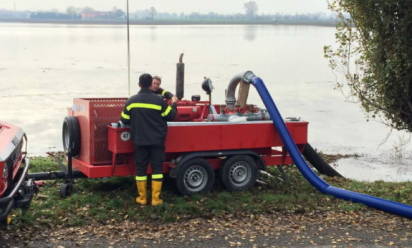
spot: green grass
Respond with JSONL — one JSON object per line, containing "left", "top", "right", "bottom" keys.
{"left": 8, "top": 155, "right": 412, "bottom": 228}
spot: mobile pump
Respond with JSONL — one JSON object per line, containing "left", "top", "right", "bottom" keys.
{"left": 32, "top": 71, "right": 310, "bottom": 196}
{"left": 2, "top": 67, "right": 412, "bottom": 222}
{"left": 33, "top": 68, "right": 412, "bottom": 218}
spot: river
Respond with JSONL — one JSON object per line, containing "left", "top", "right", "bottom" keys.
{"left": 1, "top": 23, "right": 411, "bottom": 182}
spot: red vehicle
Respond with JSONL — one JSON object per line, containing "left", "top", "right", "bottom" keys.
{"left": 0, "top": 121, "right": 36, "bottom": 224}
{"left": 58, "top": 72, "right": 309, "bottom": 196}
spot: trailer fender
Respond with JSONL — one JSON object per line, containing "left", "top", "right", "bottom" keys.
{"left": 169, "top": 150, "right": 264, "bottom": 178}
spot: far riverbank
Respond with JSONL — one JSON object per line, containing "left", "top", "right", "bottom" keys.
{"left": 0, "top": 18, "right": 337, "bottom": 26}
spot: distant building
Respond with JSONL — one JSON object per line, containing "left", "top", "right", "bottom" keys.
{"left": 30, "top": 11, "right": 80, "bottom": 20}
{"left": 80, "top": 10, "right": 106, "bottom": 20}
{"left": 80, "top": 8, "right": 125, "bottom": 20}
{"left": 0, "top": 9, "right": 30, "bottom": 19}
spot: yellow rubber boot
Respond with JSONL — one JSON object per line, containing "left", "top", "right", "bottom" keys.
{"left": 6, "top": 215, "right": 12, "bottom": 225}
{"left": 135, "top": 181, "right": 147, "bottom": 205}
{"left": 151, "top": 181, "right": 163, "bottom": 206}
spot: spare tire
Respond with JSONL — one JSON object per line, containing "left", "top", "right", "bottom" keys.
{"left": 62, "top": 116, "right": 80, "bottom": 157}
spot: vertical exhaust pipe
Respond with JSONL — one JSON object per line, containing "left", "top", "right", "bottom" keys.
{"left": 176, "top": 53, "right": 185, "bottom": 100}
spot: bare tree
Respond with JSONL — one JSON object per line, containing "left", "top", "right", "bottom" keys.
{"left": 244, "top": 1, "right": 258, "bottom": 18}
{"left": 66, "top": 6, "right": 76, "bottom": 15}
{"left": 149, "top": 6, "right": 157, "bottom": 20}
{"left": 66, "top": 6, "right": 81, "bottom": 19}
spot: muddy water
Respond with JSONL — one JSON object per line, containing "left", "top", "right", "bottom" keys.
{"left": 1, "top": 23, "right": 411, "bottom": 182}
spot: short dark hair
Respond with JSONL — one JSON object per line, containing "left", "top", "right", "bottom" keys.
{"left": 153, "top": 76, "right": 162, "bottom": 82}
{"left": 139, "top": 73, "right": 153, "bottom": 88}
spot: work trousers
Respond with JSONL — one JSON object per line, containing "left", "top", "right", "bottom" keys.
{"left": 134, "top": 145, "right": 165, "bottom": 181}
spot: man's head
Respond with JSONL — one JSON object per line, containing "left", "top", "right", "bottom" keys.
{"left": 139, "top": 73, "right": 153, "bottom": 89}
{"left": 150, "top": 76, "right": 162, "bottom": 91}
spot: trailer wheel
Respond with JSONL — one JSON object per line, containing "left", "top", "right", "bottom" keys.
{"left": 176, "top": 158, "right": 215, "bottom": 195}
{"left": 220, "top": 155, "right": 257, "bottom": 192}
{"left": 62, "top": 116, "right": 80, "bottom": 157}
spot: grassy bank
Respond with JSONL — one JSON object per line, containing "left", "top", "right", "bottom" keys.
{"left": 8, "top": 155, "right": 412, "bottom": 229}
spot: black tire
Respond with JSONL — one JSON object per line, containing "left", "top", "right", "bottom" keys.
{"left": 220, "top": 155, "right": 257, "bottom": 192}
{"left": 176, "top": 158, "right": 215, "bottom": 195}
{"left": 5, "top": 162, "right": 13, "bottom": 194}
{"left": 62, "top": 116, "right": 80, "bottom": 157}
{"left": 59, "top": 183, "right": 73, "bottom": 198}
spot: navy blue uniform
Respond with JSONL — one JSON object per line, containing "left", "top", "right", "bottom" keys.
{"left": 120, "top": 88, "right": 176, "bottom": 180}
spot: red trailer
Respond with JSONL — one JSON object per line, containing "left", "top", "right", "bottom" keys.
{"left": 60, "top": 89, "right": 308, "bottom": 195}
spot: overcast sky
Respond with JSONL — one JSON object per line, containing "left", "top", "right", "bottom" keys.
{"left": 0, "top": 0, "right": 331, "bottom": 14}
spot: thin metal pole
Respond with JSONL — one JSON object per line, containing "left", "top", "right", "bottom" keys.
{"left": 126, "top": 0, "right": 131, "bottom": 95}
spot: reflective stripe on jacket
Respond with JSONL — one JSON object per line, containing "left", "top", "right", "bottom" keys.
{"left": 154, "top": 87, "right": 173, "bottom": 100}
{"left": 120, "top": 88, "right": 177, "bottom": 146}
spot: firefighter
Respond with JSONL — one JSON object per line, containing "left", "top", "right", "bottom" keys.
{"left": 120, "top": 73, "right": 177, "bottom": 206}
{"left": 151, "top": 75, "right": 174, "bottom": 100}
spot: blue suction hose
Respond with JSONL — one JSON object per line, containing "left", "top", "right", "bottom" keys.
{"left": 242, "top": 71, "right": 412, "bottom": 218}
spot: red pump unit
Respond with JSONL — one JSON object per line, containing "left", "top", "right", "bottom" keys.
{"left": 59, "top": 62, "right": 309, "bottom": 195}
{"left": 62, "top": 90, "right": 308, "bottom": 195}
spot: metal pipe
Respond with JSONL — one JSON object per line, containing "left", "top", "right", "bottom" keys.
{"left": 225, "top": 74, "right": 243, "bottom": 110}
{"left": 225, "top": 71, "right": 255, "bottom": 110}
{"left": 207, "top": 111, "right": 269, "bottom": 122}
{"left": 126, "top": 0, "right": 131, "bottom": 96}
{"left": 28, "top": 170, "right": 85, "bottom": 181}
{"left": 176, "top": 53, "right": 185, "bottom": 100}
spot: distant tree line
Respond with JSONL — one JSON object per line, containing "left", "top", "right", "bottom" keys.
{"left": 0, "top": 1, "right": 337, "bottom": 25}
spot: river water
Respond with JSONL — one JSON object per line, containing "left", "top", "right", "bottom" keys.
{"left": 1, "top": 23, "right": 411, "bottom": 182}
